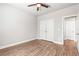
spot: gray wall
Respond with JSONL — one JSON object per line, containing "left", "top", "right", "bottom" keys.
{"left": 0, "top": 4, "right": 37, "bottom": 47}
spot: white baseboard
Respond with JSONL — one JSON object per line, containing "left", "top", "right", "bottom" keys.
{"left": 0, "top": 39, "right": 63, "bottom": 49}
{"left": 0, "top": 39, "right": 36, "bottom": 49}
{"left": 37, "top": 39, "right": 63, "bottom": 44}
{"left": 53, "top": 41, "right": 63, "bottom": 45}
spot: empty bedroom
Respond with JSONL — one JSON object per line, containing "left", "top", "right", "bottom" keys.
{"left": 0, "top": 3, "right": 79, "bottom": 56}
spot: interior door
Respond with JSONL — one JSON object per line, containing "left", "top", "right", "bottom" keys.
{"left": 40, "top": 19, "right": 54, "bottom": 41}
{"left": 64, "top": 16, "right": 76, "bottom": 40}
{"left": 40, "top": 20, "right": 47, "bottom": 39}
{"left": 46, "top": 20, "right": 54, "bottom": 41}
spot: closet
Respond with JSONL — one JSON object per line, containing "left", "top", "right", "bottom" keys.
{"left": 40, "top": 19, "right": 54, "bottom": 41}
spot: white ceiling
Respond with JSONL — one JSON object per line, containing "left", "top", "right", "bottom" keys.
{"left": 9, "top": 3, "right": 78, "bottom": 16}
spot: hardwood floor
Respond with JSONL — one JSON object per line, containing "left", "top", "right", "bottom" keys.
{"left": 0, "top": 39, "right": 78, "bottom": 56}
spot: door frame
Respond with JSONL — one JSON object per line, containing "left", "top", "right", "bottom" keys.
{"left": 62, "top": 14, "right": 77, "bottom": 42}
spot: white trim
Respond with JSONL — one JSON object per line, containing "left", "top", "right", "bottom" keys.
{"left": 40, "top": 39, "right": 63, "bottom": 44}
{"left": 0, "top": 39, "right": 36, "bottom": 49}
{"left": 0, "top": 39, "right": 63, "bottom": 49}
{"left": 53, "top": 41, "right": 63, "bottom": 45}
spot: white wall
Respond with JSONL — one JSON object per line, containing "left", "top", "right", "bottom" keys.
{"left": 0, "top": 4, "right": 37, "bottom": 47}
{"left": 38, "top": 4, "right": 79, "bottom": 44}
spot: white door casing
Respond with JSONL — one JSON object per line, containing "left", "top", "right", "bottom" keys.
{"left": 64, "top": 16, "right": 76, "bottom": 40}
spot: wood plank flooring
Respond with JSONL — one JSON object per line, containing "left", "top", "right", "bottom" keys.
{"left": 0, "top": 39, "right": 78, "bottom": 56}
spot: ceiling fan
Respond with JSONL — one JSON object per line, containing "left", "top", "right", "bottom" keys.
{"left": 28, "top": 3, "right": 50, "bottom": 11}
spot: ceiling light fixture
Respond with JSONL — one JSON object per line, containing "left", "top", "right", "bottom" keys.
{"left": 28, "top": 3, "right": 50, "bottom": 11}
{"left": 37, "top": 4, "right": 41, "bottom": 7}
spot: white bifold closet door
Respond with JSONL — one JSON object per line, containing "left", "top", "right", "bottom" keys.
{"left": 64, "top": 16, "right": 76, "bottom": 40}
{"left": 40, "top": 19, "right": 54, "bottom": 41}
